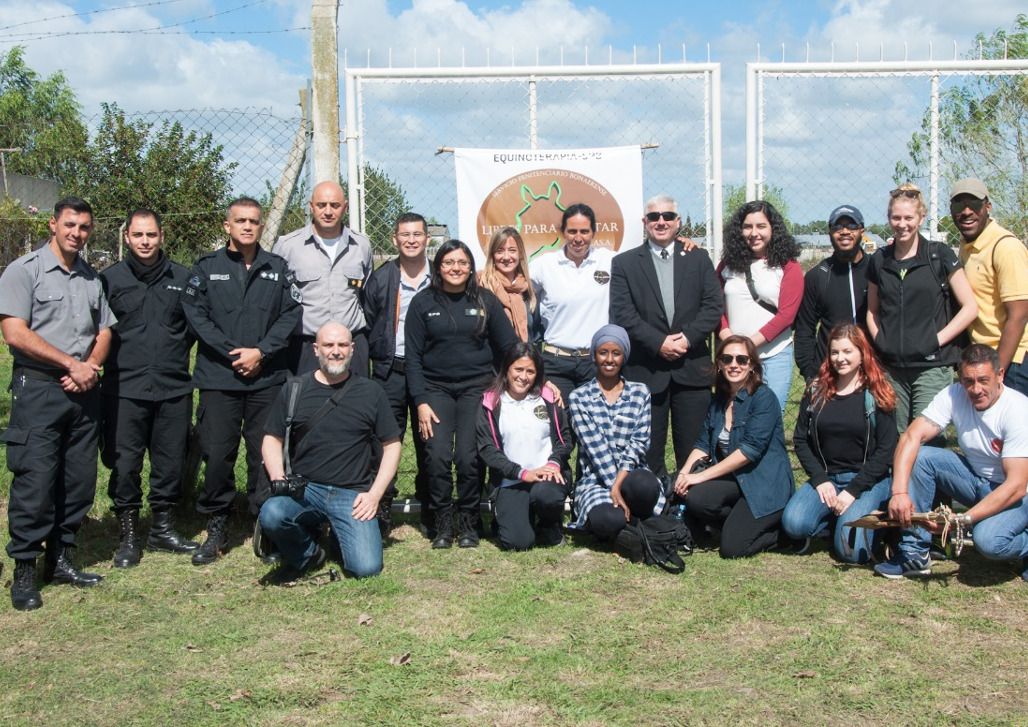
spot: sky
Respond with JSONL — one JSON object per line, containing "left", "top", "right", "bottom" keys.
{"left": 0, "top": 0, "right": 1024, "bottom": 228}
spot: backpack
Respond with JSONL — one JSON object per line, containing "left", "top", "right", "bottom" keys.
{"left": 924, "top": 240, "right": 969, "bottom": 349}
{"left": 615, "top": 515, "right": 694, "bottom": 574}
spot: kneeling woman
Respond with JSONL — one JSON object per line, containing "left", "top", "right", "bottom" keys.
{"left": 569, "top": 324, "right": 663, "bottom": 540}
{"left": 674, "top": 335, "right": 793, "bottom": 558}
{"left": 781, "top": 324, "right": 897, "bottom": 563}
{"left": 477, "top": 343, "right": 572, "bottom": 550}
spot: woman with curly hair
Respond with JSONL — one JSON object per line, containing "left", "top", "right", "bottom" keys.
{"left": 781, "top": 324, "right": 898, "bottom": 563}
{"left": 718, "top": 200, "right": 803, "bottom": 412}
{"left": 478, "top": 227, "right": 537, "bottom": 341}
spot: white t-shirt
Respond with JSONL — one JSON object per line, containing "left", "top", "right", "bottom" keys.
{"left": 721, "top": 259, "right": 792, "bottom": 359}
{"left": 315, "top": 234, "right": 342, "bottom": 260}
{"left": 921, "top": 383, "right": 1028, "bottom": 483}
{"left": 498, "top": 392, "right": 553, "bottom": 486}
{"left": 530, "top": 246, "right": 613, "bottom": 349}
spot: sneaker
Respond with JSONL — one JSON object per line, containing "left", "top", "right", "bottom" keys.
{"left": 265, "top": 545, "right": 327, "bottom": 586}
{"left": 873, "top": 553, "right": 932, "bottom": 579}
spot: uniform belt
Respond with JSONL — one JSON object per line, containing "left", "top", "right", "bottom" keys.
{"left": 541, "top": 342, "right": 592, "bottom": 358}
{"left": 13, "top": 366, "right": 63, "bottom": 382}
{"left": 391, "top": 357, "right": 406, "bottom": 374}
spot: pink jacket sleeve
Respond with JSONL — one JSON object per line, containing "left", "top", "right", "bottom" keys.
{"left": 758, "top": 260, "right": 803, "bottom": 342}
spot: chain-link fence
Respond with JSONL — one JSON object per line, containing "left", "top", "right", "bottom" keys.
{"left": 345, "top": 64, "right": 723, "bottom": 256}
{"left": 746, "top": 60, "right": 1028, "bottom": 241}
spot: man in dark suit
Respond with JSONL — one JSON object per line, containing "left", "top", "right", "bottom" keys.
{"left": 610, "top": 194, "right": 723, "bottom": 476}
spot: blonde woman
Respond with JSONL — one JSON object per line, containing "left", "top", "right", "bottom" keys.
{"left": 478, "top": 227, "right": 537, "bottom": 342}
{"left": 866, "top": 183, "right": 977, "bottom": 431}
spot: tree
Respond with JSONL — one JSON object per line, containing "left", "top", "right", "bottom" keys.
{"left": 74, "top": 103, "right": 237, "bottom": 263}
{"left": 722, "top": 183, "right": 791, "bottom": 227}
{"left": 351, "top": 164, "right": 412, "bottom": 255}
{"left": 0, "top": 47, "right": 89, "bottom": 187}
{"left": 896, "top": 13, "right": 1028, "bottom": 242}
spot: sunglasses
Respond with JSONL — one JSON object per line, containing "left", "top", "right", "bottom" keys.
{"left": 889, "top": 188, "right": 921, "bottom": 199}
{"left": 645, "top": 211, "right": 679, "bottom": 222}
{"left": 830, "top": 222, "right": 862, "bottom": 232}
{"left": 718, "top": 354, "right": 751, "bottom": 366}
{"left": 950, "top": 198, "right": 986, "bottom": 213}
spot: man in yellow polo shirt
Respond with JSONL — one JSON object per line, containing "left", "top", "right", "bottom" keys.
{"left": 950, "top": 178, "right": 1028, "bottom": 396}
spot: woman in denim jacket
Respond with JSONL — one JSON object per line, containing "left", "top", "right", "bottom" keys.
{"left": 673, "top": 335, "right": 793, "bottom": 557}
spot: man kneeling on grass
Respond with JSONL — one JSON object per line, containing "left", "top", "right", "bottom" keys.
{"left": 258, "top": 322, "right": 401, "bottom": 582}
{"left": 876, "top": 344, "right": 1028, "bottom": 580}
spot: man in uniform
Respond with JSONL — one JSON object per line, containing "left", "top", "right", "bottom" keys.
{"left": 794, "top": 205, "right": 871, "bottom": 382}
{"left": 273, "top": 181, "right": 373, "bottom": 375}
{"left": 182, "top": 197, "right": 301, "bottom": 565}
{"left": 949, "top": 178, "right": 1028, "bottom": 397}
{"left": 258, "top": 322, "right": 401, "bottom": 581}
{"left": 363, "top": 212, "right": 432, "bottom": 535}
{"left": 100, "top": 209, "right": 198, "bottom": 568}
{"left": 0, "top": 196, "right": 116, "bottom": 611}
{"left": 610, "top": 194, "right": 723, "bottom": 476}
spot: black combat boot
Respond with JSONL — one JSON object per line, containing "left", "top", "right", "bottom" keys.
{"left": 191, "top": 513, "right": 229, "bottom": 566}
{"left": 148, "top": 510, "right": 199, "bottom": 553}
{"left": 377, "top": 495, "right": 393, "bottom": 539}
{"left": 44, "top": 547, "right": 104, "bottom": 587}
{"left": 431, "top": 507, "right": 454, "bottom": 549}
{"left": 457, "top": 511, "right": 479, "bottom": 549}
{"left": 11, "top": 559, "right": 42, "bottom": 611}
{"left": 113, "top": 509, "right": 143, "bottom": 568}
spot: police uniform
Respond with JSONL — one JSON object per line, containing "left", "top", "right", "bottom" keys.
{"left": 182, "top": 245, "right": 301, "bottom": 518}
{"left": 100, "top": 253, "right": 194, "bottom": 516}
{"left": 272, "top": 224, "right": 372, "bottom": 375}
{"left": 0, "top": 242, "right": 116, "bottom": 563}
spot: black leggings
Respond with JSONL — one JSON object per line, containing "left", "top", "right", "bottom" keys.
{"left": 494, "top": 481, "right": 567, "bottom": 551}
{"left": 684, "top": 478, "right": 782, "bottom": 558}
{"left": 585, "top": 470, "right": 662, "bottom": 541}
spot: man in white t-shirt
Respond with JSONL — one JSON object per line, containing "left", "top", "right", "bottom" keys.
{"left": 875, "top": 344, "right": 1028, "bottom": 580}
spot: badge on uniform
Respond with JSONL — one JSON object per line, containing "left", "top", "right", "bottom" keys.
{"left": 464, "top": 308, "right": 484, "bottom": 317}
{"left": 210, "top": 273, "right": 230, "bottom": 281}
{"left": 533, "top": 404, "right": 548, "bottom": 421}
{"left": 166, "top": 285, "right": 183, "bottom": 292}
{"left": 593, "top": 271, "right": 611, "bottom": 285}
{"left": 259, "top": 271, "right": 280, "bottom": 281}
{"left": 348, "top": 279, "right": 364, "bottom": 289}
{"left": 290, "top": 284, "right": 302, "bottom": 303}
{"left": 185, "top": 274, "right": 201, "bottom": 296}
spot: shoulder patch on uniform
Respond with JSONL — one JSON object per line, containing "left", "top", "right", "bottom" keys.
{"left": 285, "top": 270, "right": 296, "bottom": 284}
{"left": 259, "top": 271, "right": 280, "bottom": 281}
{"left": 290, "top": 284, "right": 302, "bottom": 303}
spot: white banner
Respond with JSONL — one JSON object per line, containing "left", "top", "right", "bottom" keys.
{"left": 454, "top": 146, "right": 644, "bottom": 264}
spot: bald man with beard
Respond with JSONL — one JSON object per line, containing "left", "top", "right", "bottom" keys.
{"left": 274, "top": 182, "right": 374, "bottom": 375}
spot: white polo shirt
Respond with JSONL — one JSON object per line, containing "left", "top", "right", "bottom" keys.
{"left": 529, "top": 245, "right": 614, "bottom": 349}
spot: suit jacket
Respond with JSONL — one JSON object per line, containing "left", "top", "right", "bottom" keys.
{"left": 610, "top": 241, "right": 723, "bottom": 392}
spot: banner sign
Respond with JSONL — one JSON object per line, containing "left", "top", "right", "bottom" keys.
{"left": 454, "top": 146, "right": 644, "bottom": 264}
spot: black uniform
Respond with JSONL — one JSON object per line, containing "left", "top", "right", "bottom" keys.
{"left": 100, "top": 252, "right": 194, "bottom": 513}
{"left": 182, "top": 245, "right": 301, "bottom": 516}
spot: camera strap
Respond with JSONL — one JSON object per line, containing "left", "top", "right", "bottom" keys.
{"left": 282, "top": 377, "right": 306, "bottom": 476}
{"left": 289, "top": 375, "right": 354, "bottom": 459}
{"left": 744, "top": 266, "right": 778, "bottom": 315}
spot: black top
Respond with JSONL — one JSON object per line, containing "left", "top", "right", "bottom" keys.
{"left": 100, "top": 254, "right": 194, "bottom": 400}
{"left": 793, "top": 253, "right": 870, "bottom": 381}
{"left": 364, "top": 257, "right": 401, "bottom": 379}
{"left": 265, "top": 373, "right": 400, "bottom": 491}
{"left": 182, "top": 246, "right": 301, "bottom": 391}
{"left": 866, "top": 236, "right": 963, "bottom": 368}
{"left": 404, "top": 287, "right": 518, "bottom": 406}
{"left": 792, "top": 386, "right": 898, "bottom": 498}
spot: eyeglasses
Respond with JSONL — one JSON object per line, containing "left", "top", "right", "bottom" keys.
{"left": 890, "top": 188, "right": 921, "bottom": 199}
{"left": 830, "top": 223, "right": 862, "bottom": 232}
{"left": 440, "top": 259, "right": 471, "bottom": 269}
{"left": 949, "top": 198, "right": 986, "bottom": 213}
{"left": 718, "top": 354, "right": 751, "bottom": 366}
{"left": 645, "top": 211, "right": 679, "bottom": 222}
{"left": 396, "top": 232, "right": 427, "bottom": 241}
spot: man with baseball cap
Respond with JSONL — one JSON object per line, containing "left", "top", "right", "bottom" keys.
{"left": 950, "top": 178, "right": 1028, "bottom": 396}
{"left": 794, "top": 204, "right": 871, "bottom": 381}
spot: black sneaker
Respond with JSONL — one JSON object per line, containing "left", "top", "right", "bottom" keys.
{"left": 265, "top": 545, "right": 327, "bottom": 586}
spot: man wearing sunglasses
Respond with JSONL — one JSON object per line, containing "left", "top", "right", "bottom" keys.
{"left": 610, "top": 194, "right": 723, "bottom": 477}
{"left": 950, "top": 178, "right": 1028, "bottom": 397}
{"left": 794, "top": 205, "right": 870, "bottom": 382}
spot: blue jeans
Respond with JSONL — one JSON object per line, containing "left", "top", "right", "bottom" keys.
{"left": 761, "top": 344, "right": 794, "bottom": 414}
{"left": 1005, "top": 357, "right": 1028, "bottom": 398}
{"left": 900, "top": 446, "right": 1028, "bottom": 562}
{"left": 781, "top": 472, "right": 891, "bottom": 564}
{"left": 259, "top": 482, "right": 383, "bottom": 578}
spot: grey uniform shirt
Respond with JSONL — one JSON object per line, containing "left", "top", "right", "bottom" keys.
{"left": 0, "top": 242, "right": 117, "bottom": 369}
{"left": 272, "top": 224, "right": 373, "bottom": 336}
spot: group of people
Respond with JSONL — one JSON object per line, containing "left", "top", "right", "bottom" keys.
{"left": 2, "top": 177, "right": 1027, "bottom": 612}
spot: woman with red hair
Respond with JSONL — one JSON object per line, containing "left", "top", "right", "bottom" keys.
{"left": 782, "top": 324, "right": 898, "bottom": 563}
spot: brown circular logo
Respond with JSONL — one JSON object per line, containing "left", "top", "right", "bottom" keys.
{"left": 475, "top": 169, "right": 625, "bottom": 261}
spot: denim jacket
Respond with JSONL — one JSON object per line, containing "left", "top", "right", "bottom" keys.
{"left": 696, "top": 383, "right": 793, "bottom": 518}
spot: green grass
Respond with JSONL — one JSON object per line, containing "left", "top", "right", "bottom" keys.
{"left": 1, "top": 350, "right": 1027, "bottom": 726}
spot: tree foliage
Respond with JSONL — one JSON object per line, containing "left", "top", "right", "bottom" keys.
{"left": 722, "top": 183, "right": 791, "bottom": 227}
{"left": 355, "top": 164, "right": 412, "bottom": 255}
{"left": 896, "top": 13, "right": 1028, "bottom": 242}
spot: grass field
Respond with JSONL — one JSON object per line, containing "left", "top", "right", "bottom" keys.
{"left": 1, "top": 348, "right": 1027, "bottom": 726}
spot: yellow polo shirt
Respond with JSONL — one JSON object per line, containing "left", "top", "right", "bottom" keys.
{"left": 958, "top": 220, "right": 1028, "bottom": 364}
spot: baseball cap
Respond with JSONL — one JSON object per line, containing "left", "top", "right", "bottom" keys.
{"left": 828, "top": 205, "right": 864, "bottom": 227}
{"left": 949, "top": 178, "right": 989, "bottom": 200}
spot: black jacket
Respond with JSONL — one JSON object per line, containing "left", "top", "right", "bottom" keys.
{"left": 793, "top": 386, "right": 898, "bottom": 498}
{"left": 182, "top": 246, "right": 301, "bottom": 391}
{"left": 364, "top": 258, "right": 401, "bottom": 379}
{"left": 100, "top": 256, "right": 194, "bottom": 400}
{"left": 609, "top": 241, "right": 722, "bottom": 392}
{"left": 866, "top": 236, "right": 963, "bottom": 369}
{"left": 793, "top": 253, "right": 870, "bottom": 380}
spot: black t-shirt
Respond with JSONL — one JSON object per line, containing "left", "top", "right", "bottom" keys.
{"left": 265, "top": 373, "right": 401, "bottom": 491}
{"left": 814, "top": 390, "right": 868, "bottom": 474}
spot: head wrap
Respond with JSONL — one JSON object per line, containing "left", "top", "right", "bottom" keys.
{"left": 590, "top": 323, "right": 631, "bottom": 360}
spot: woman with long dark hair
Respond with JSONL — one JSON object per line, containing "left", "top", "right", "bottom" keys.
{"left": 718, "top": 201, "right": 803, "bottom": 412}
{"left": 478, "top": 227, "right": 537, "bottom": 342}
{"left": 405, "top": 240, "right": 518, "bottom": 549}
{"left": 781, "top": 324, "right": 898, "bottom": 563}
{"left": 673, "top": 335, "right": 794, "bottom": 558}
{"left": 477, "top": 342, "right": 572, "bottom": 550}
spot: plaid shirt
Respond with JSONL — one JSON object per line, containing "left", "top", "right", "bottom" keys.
{"left": 568, "top": 378, "right": 652, "bottom": 527}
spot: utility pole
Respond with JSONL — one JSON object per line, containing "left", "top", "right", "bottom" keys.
{"left": 310, "top": 0, "right": 341, "bottom": 184}
{"left": 0, "top": 148, "right": 22, "bottom": 197}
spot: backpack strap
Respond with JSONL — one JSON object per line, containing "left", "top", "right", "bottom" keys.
{"left": 744, "top": 266, "right": 779, "bottom": 315}
{"left": 282, "top": 377, "right": 307, "bottom": 476}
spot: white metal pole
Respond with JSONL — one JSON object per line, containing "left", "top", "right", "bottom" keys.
{"left": 745, "top": 63, "right": 757, "bottom": 202}
{"left": 344, "top": 70, "right": 361, "bottom": 233}
{"left": 756, "top": 70, "right": 765, "bottom": 200}
{"left": 710, "top": 64, "right": 724, "bottom": 261}
{"left": 528, "top": 77, "right": 538, "bottom": 149}
{"left": 929, "top": 72, "right": 941, "bottom": 240}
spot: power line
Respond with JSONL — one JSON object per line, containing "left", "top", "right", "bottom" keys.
{"left": 0, "top": 27, "right": 310, "bottom": 42}
{"left": 0, "top": 0, "right": 192, "bottom": 32}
